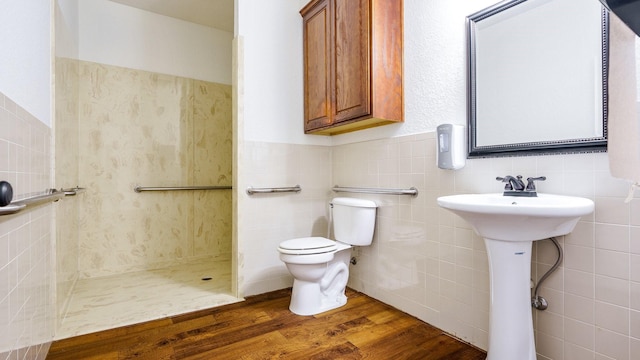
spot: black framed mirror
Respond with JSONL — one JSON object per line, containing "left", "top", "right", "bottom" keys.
{"left": 467, "top": 0, "right": 609, "bottom": 158}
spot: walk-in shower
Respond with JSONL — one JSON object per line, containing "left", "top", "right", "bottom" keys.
{"left": 54, "top": 0, "right": 238, "bottom": 338}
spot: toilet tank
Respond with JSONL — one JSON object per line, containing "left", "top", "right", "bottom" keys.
{"left": 331, "top": 197, "right": 377, "bottom": 246}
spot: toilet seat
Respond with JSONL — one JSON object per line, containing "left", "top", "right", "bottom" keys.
{"left": 278, "top": 237, "right": 337, "bottom": 255}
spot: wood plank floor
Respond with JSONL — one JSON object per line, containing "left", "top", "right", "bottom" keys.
{"left": 47, "top": 288, "right": 486, "bottom": 360}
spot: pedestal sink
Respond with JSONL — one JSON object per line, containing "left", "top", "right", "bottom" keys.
{"left": 437, "top": 193, "right": 594, "bottom": 360}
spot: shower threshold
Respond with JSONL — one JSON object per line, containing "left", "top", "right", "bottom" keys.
{"left": 55, "top": 259, "right": 241, "bottom": 340}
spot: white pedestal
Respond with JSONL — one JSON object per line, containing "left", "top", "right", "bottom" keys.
{"left": 484, "top": 238, "right": 536, "bottom": 360}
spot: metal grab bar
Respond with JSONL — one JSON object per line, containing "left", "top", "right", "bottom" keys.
{"left": 0, "top": 187, "right": 85, "bottom": 216}
{"left": 332, "top": 185, "right": 419, "bottom": 197}
{"left": 61, "top": 186, "right": 86, "bottom": 196}
{"left": 246, "top": 185, "right": 301, "bottom": 195}
{"left": 134, "top": 185, "right": 232, "bottom": 193}
{"left": 0, "top": 203, "right": 26, "bottom": 215}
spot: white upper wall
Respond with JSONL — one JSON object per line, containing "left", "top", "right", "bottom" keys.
{"left": 77, "top": 0, "right": 232, "bottom": 84}
{"left": 0, "top": 0, "right": 52, "bottom": 125}
{"left": 238, "top": 0, "right": 497, "bottom": 146}
{"left": 333, "top": 0, "right": 497, "bottom": 145}
{"left": 56, "top": 0, "right": 80, "bottom": 59}
{"left": 237, "top": 0, "right": 327, "bottom": 145}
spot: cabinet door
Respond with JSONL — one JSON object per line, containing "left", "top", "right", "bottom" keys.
{"left": 302, "top": 0, "right": 332, "bottom": 131}
{"left": 333, "top": 0, "right": 371, "bottom": 123}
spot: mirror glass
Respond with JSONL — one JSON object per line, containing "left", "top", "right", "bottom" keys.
{"left": 467, "top": 0, "right": 609, "bottom": 157}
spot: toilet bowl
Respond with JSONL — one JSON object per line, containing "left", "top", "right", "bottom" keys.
{"left": 278, "top": 197, "right": 377, "bottom": 316}
{"left": 279, "top": 237, "right": 352, "bottom": 315}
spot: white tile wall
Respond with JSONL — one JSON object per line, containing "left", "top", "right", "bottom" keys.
{"left": 332, "top": 132, "right": 640, "bottom": 360}
{"left": 238, "top": 141, "right": 332, "bottom": 297}
{"left": 0, "top": 91, "right": 53, "bottom": 360}
{"left": 0, "top": 100, "right": 607, "bottom": 359}
{"left": 237, "top": 131, "right": 640, "bottom": 360}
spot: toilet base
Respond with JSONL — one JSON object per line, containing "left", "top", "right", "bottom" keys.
{"left": 289, "top": 279, "right": 347, "bottom": 316}
{"left": 282, "top": 244, "right": 353, "bottom": 316}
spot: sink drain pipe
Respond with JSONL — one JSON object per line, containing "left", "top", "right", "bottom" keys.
{"left": 531, "top": 237, "right": 563, "bottom": 311}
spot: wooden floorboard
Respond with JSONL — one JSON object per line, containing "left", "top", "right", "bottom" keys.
{"left": 47, "top": 288, "right": 486, "bottom": 360}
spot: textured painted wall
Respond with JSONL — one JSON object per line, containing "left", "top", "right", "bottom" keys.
{"left": 78, "top": 0, "right": 232, "bottom": 85}
{"left": 73, "top": 61, "right": 232, "bottom": 278}
{"left": 237, "top": 0, "right": 498, "bottom": 146}
{"left": 0, "top": 1, "right": 52, "bottom": 124}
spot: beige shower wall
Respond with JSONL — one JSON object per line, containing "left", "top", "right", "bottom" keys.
{"left": 74, "top": 60, "right": 232, "bottom": 278}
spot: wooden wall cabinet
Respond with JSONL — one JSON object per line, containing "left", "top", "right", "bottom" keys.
{"left": 301, "top": 0, "right": 403, "bottom": 135}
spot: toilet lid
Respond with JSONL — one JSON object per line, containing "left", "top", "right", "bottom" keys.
{"left": 278, "top": 237, "right": 337, "bottom": 255}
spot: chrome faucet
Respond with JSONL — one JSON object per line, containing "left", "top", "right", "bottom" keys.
{"left": 496, "top": 175, "right": 525, "bottom": 191}
{"left": 496, "top": 175, "right": 545, "bottom": 197}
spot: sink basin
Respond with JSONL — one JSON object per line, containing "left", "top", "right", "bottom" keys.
{"left": 437, "top": 193, "right": 594, "bottom": 241}
{"left": 437, "top": 192, "right": 594, "bottom": 360}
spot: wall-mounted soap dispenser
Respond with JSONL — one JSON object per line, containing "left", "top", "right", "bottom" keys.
{"left": 436, "top": 124, "right": 465, "bottom": 170}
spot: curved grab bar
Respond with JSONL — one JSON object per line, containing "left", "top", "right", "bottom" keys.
{"left": 0, "top": 204, "right": 26, "bottom": 215}
{"left": 0, "top": 188, "right": 70, "bottom": 216}
{"left": 0, "top": 186, "right": 87, "bottom": 216}
{"left": 246, "top": 185, "right": 301, "bottom": 195}
{"left": 10, "top": 189, "right": 66, "bottom": 207}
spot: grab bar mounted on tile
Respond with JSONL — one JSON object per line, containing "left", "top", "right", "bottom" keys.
{"left": 246, "top": 185, "right": 301, "bottom": 195}
{"left": 0, "top": 182, "right": 87, "bottom": 216}
{"left": 332, "top": 185, "right": 419, "bottom": 197}
{"left": 134, "top": 185, "right": 232, "bottom": 193}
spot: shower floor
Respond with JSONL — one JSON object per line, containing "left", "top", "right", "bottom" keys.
{"left": 55, "top": 259, "right": 242, "bottom": 340}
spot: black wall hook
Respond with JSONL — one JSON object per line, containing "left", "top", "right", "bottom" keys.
{"left": 0, "top": 181, "right": 13, "bottom": 207}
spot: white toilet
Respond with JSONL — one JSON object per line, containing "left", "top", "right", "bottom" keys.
{"left": 278, "top": 197, "right": 377, "bottom": 315}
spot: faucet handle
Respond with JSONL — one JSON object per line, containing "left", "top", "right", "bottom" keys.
{"left": 526, "top": 176, "right": 546, "bottom": 191}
